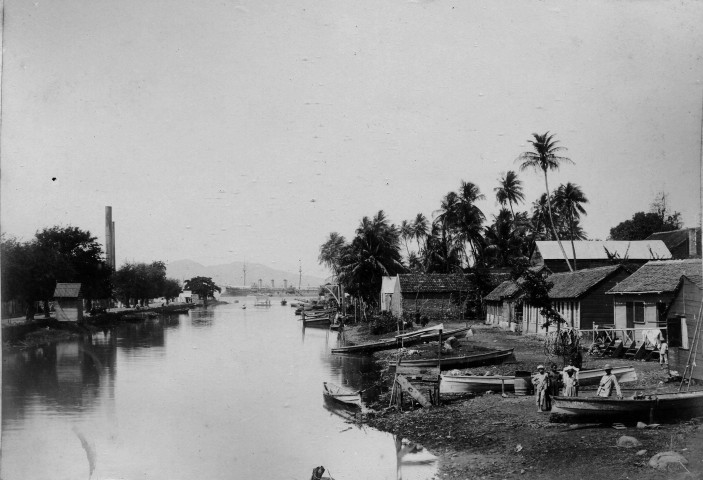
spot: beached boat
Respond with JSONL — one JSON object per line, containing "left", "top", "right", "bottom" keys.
{"left": 393, "top": 348, "right": 515, "bottom": 371}
{"left": 550, "top": 390, "right": 703, "bottom": 423}
{"left": 439, "top": 365, "right": 638, "bottom": 395}
{"left": 322, "top": 382, "right": 362, "bottom": 408}
{"left": 331, "top": 325, "right": 472, "bottom": 355}
{"left": 281, "top": 299, "right": 287, "bottom": 306}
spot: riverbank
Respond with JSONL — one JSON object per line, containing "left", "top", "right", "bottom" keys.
{"left": 342, "top": 320, "right": 703, "bottom": 479}
{"left": 1, "top": 301, "right": 229, "bottom": 350}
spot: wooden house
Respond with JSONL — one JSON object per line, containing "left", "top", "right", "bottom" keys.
{"left": 646, "top": 228, "right": 702, "bottom": 259}
{"left": 531, "top": 240, "right": 671, "bottom": 273}
{"left": 484, "top": 280, "right": 522, "bottom": 331}
{"left": 664, "top": 275, "right": 703, "bottom": 380}
{"left": 53, "top": 283, "right": 84, "bottom": 323}
{"left": 380, "top": 276, "right": 398, "bottom": 312}
{"left": 606, "top": 259, "right": 702, "bottom": 331}
{"left": 390, "top": 273, "right": 471, "bottom": 321}
{"left": 523, "top": 265, "right": 630, "bottom": 335}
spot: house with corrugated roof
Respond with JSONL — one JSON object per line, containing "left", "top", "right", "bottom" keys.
{"left": 390, "top": 273, "right": 471, "bottom": 321}
{"left": 53, "top": 283, "right": 84, "bottom": 323}
{"left": 522, "top": 265, "right": 630, "bottom": 335}
{"left": 531, "top": 240, "right": 671, "bottom": 273}
{"left": 646, "top": 228, "right": 701, "bottom": 259}
{"left": 663, "top": 274, "right": 703, "bottom": 380}
{"left": 484, "top": 280, "right": 522, "bottom": 331}
{"left": 606, "top": 259, "right": 703, "bottom": 331}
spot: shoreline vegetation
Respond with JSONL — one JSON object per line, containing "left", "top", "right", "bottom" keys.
{"left": 339, "top": 318, "right": 703, "bottom": 479}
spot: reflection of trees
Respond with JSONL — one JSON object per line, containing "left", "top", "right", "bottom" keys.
{"left": 118, "top": 319, "right": 166, "bottom": 351}
{"left": 2, "top": 333, "right": 117, "bottom": 421}
{"left": 190, "top": 308, "right": 215, "bottom": 328}
{"left": 321, "top": 353, "right": 382, "bottom": 402}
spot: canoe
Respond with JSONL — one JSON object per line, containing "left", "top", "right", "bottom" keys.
{"left": 323, "top": 381, "right": 362, "bottom": 408}
{"left": 550, "top": 390, "right": 703, "bottom": 423}
{"left": 395, "top": 348, "right": 515, "bottom": 370}
{"left": 439, "top": 365, "right": 638, "bottom": 395}
{"left": 331, "top": 325, "right": 472, "bottom": 355}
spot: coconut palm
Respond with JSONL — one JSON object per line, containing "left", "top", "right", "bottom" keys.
{"left": 318, "top": 232, "right": 347, "bottom": 276}
{"left": 400, "top": 220, "right": 413, "bottom": 258}
{"left": 455, "top": 181, "right": 486, "bottom": 266}
{"left": 484, "top": 209, "right": 531, "bottom": 267}
{"left": 554, "top": 183, "right": 589, "bottom": 270}
{"left": 412, "top": 213, "right": 429, "bottom": 252}
{"left": 494, "top": 170, "right": 525, "bottom": 219}
{"left": 517, "top": 132, "right": 574, "bottom": 272}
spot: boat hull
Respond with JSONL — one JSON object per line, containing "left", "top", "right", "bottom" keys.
{"left": 400, "top": 348, "right": 515, "bottom": 370}
{"left": 331, "top": 326, "right": 472, "bottom": 355}
{"left": 550, "top": 391, "right": 703, "bottom": 423}
{"left": 322, "top": 382, "right": 362, "bottom": 408}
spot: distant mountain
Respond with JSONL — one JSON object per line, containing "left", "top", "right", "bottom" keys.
{"left": 166, "top": 259, "right": 328, "bottom": 290}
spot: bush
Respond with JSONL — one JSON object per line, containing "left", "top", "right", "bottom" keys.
{"left": 369, "top": 313, "right": 398, "bottom": 335}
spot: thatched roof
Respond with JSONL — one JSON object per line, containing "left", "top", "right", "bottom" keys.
{"left": 607, "top": 259, "right": 703, "bottom": 294}
{"left": 484, "top": 280, "right": 521, "bottom": 302}
{"left": 54, "top": 283, "right": 82, "bottom": 298}
{"left": 546, "top": 265, "right": 622, "bottom": 299}
{"left": 398, "top": 273, "right": 471, "bottom": 293}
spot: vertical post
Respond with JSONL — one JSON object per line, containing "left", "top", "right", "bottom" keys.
{"left": 438, "top": 329, "right": 443, "bottom": 371}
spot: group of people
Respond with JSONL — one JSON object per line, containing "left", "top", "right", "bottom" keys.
{"left": 532, "top": 363, "right": 622, "bottom": 412}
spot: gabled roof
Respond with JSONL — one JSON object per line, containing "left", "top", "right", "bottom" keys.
{"left": 534, "top": 241, "right": 671, "bottom": 261}
{"left": 398, "top": 273, "right": 471, "bottom": 293}
{"left": 381, "top": 276, "right": 397, "bottom": 294}
{"left": 484, "top": 280, "right": 521, "bottom": 302}
{"left": 646, "top": 228, "right": 702, "bottom": 257}
{"left": 606, "top": 259, "right": 703, "bottom": 294}
{"left": 546, "top": 265, "right": 623, "bottom": 299}
{"left": 54, "top": 283, "right": 82, "bottom": 298}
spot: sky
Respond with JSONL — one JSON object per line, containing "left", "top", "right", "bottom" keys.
{"left": 2, "top": 0, "right": 702, "bottom": 278}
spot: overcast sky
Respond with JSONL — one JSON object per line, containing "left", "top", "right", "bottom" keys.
{"left": 2, "top": 0, "right": 702, "bottom": 278}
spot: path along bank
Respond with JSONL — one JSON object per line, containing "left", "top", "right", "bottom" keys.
{"left": 340, "top": 320, "right": 703, "bottom": 479}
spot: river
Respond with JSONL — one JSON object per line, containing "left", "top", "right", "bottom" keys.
{"left": 1, "top": 301, "right": 438, "bottom": 480}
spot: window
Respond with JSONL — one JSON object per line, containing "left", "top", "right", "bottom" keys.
{"left": 626, "top": 301, "right": 645, "bottom": 326}
{"left": 668, "top": 316, "right": 689, "bottom": 349}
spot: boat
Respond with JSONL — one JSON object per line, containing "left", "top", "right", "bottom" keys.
{"left": 392, "top": 348, "right": 515, "bottom": 371}
{"left": 331, "top": 325, "right": 472, "bottom": 355}
{"left": 254, "top": 295, "right": 271, "bottom": 307}
{"left": 281, "top": 299, "right": 287, "bottom": 306}
{"left": 303, "top": 315, "right": 332, "bottom": 327}
{"left": 322, "top": 381, "right": 362, "bottom": 408}
{"left": 550, "top": 390, "right": 703, "bottom": 423}
{"left": 439, "top": 365, "right": 638, "bottom": 395}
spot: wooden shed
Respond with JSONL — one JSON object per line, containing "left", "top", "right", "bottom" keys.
{"left": 484, "top": 280, "right": 522, "bottom": 331}
{"left": 664, "top": 275, "right": 703, "bottom": 381}
{"left": 523, "top": 265, "right": 630, "bottom": 335}
{"left": 53, "top": 283, "right": 84, "bottom": 323}
{"left": 390, "top": 273, "right": 471, "bottom": 322}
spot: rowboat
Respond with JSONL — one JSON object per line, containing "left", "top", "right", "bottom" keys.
{"left": 550, "top": 390, "right": 703, "bottom": 423}
{"left": 331, "top": 325, "right": 472, "bottom": 355}
{"left": 393, "top": 348, "right": 515, "bottom": 370}
{"left": 439, "top": 365, "right": 638, "bottom": 395}
{"left": 322, "top": 382, "right": 362, "bottom": 408}
{"left": 303, "top": 317, "right": 331, "bottom": 327}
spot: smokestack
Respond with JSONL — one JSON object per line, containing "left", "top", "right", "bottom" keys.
{"left": 271, "top": 279, "right": 275, "bottom": 289}
{"left": 105, "top": 207, "right": 114, "bottom": 269}
{"left": 284, "top": 279, "right": 288, "bottom": 289}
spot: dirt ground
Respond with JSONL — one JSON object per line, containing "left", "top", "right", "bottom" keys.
{"left": 341, "top": 320, "right": 703, "bottom": 479}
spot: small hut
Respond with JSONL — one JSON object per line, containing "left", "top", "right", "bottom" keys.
{"left": 53, "top": 283, "right": 83, "bottom": 323}
{"left": 484, "top": 280, "right": 522, "bottom": 331}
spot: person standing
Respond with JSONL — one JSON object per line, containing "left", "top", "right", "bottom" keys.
{"left": 547, "top": 363, "right": 562, "bottom": 407}
{"left": 532, "top": 365, "right": 550, "bottom": 412}
{"left": 596, "top": 364, "right": 622, "bottom": 399}
{"left": 659, "top": 340, "right": 669, "bottom": 367}
{"left": 562, "top": 366, "right": 579, "bottom": 397}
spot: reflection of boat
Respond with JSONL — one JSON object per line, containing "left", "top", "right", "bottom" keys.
{"left": 551, "top": 390, "right": 703, "bottom": 423}
{"left": 323, "top": 381, "right": 362, "bottom": 408}
{"left": 254, "top": 295, "right": 271, "bottom": 307}
{"left": 394, "top": 348, "right": 515, "bottom": 370}
{"left": 331, "top": 325, "right": 472, "bottom": 355}
{"left": 242, "top": 305, "right": 246, "bottom": 309}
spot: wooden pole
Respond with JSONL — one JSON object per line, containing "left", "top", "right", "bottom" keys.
{"left": 438, "top": 329, "right": 443, "bottom": 371}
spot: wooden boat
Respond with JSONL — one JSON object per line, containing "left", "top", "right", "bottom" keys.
{"left": 281, "top": 299, "right": 287, "bottom": 306}
{"left": 550, "top": 390, "right": 703, "bottom": 423}
{"left": 322, "top": 381, "right": 362, "bottom": 408}
{"left": 331, "top": 325, "right": 472, "bottom": 354}
{"left": 439, "top": 365, "right": 638, "bottom": 395}
{"left": 303, "top": 316, "right": 331, "bottom": 327}
{"left": 393, "top": 348, "right": 515, "bottom": 371}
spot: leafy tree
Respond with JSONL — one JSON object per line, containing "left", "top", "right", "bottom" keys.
{"left": 422, "top": 222, "right": 463, "bottom": 274}
{"left": 183, "top": 276, "right": 221, "bottom": 306}
{"left": 609, "top": 212, "right": 682, "bottom": 240}
{"left": 553, "top": 183, "right": 589, "bottom": 270}
{"left": 162, "top": 278, "right": 182, "bottom": 303}
{"left": 517, "top": 132, "right": 575, "bottom": 272}
{"left": 483, "top": 209, "right": 531, "bottom": 268}
{"left": 494, "top": 170, "right": 525, "bottom": 218}
{"left": 112, "top": 261, "right": 168, "bottom": 307}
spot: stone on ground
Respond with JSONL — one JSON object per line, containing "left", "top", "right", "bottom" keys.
{"left": 648, "top": 451, "right": 688, "bottom": 471}
{"left": 616, "top": 436, "right": 642, "bottom": 448}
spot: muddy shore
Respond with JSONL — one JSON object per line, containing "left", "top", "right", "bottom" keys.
{"left": 340, "top": 320, "right": 703, "bottom": 479}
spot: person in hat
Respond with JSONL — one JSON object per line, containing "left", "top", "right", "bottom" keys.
{"left": 532, "top": 364, "right": 550, "bottom": 412}
{"left": 596, "top": 364, "right": 622, "bottom": 399}
{"left": 562, "top": 366, "right": 579, "bottom": 397}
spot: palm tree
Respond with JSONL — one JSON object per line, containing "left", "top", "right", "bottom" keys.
{"left": 554, "top": 182, "right": 588, "bottom": 270}
{"left": 318, "top": 232, "right": 347, "bottom": 276}
{"left": 494, "top": 170, "right": 525, "bottom": 219}
{"left": 400, "top": 220, "right": 413, "bottom": 258}
{"left": 517, "top": 132, "right": 575, "bottom": 272}
{"left": 412, "top": 213, "right": 429, "bottom": 252}
{"left": 455, "top": 181, "right": 486, "bottom": 266}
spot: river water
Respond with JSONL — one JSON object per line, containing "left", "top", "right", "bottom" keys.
{"left": 1, "top": 301, "right": 438, "bottom": 480}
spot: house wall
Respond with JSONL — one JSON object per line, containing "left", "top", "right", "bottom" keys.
{"left": 390, "top": 279, "right": 403, "bottom": 317}
{"left": 485, "top": 302, "right": 501, "bottom": 325}
{"left": 612, "top": 293, "right": 674, "bottom": 330}
{"left": 523, "top": 301, "right": 581, "bottom": 335}
{"left": 399, "top": 292, "right": 463, "bottom": 321}
{"left": 578, "top": 269, "right": 630, "bottom": 329}
{"left": 667, "top": 279, "right": 703, "bottom": 381}
{"left": 54, "top": 298, "right": 83, "bottom": 322}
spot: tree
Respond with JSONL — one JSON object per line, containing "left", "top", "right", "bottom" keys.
{"left": 494, "top": 170, "right": 525, "bottom": 219}
{"left": 483, "top": 209, "right": 531, "bottom": 268}
{"left": 183, "top": 276, "right": 221, "bottom": 306}
{"left": 399, "top": 220, "right": 413, "bottom": 258}
{"left": 609, "top": 212, "right": 682, "bottom": 240}
{"left": 162, "top": 278, "right": 182, "bottom": 304}
{"left": 553, "top": 183, "right": 589, "bottom": 270}
{"left": 318, "top": 232, "right": 347, "bottom": 276}
{"left": 517, "top": 132, "right": 575, "bottom": 272}
{"left": 112, "top": 261, "right": 168, "bottom": 307}
{"left": 412, "top": 213, "right": 429, "bottom": 252}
